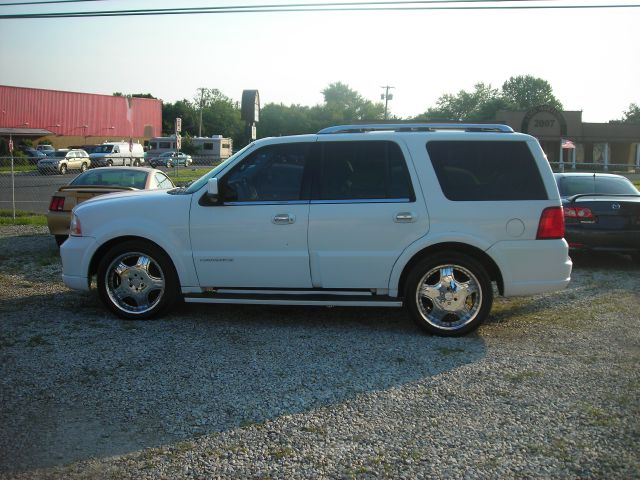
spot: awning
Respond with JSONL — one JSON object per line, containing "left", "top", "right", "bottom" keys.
{"left": 0, "top": 128, "right": 54, "bottom": 136}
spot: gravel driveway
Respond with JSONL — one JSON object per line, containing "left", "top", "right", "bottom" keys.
{"left": 0, "top": 226, "right": 638, "bottom": 479}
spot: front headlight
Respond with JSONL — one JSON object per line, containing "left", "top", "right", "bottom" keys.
{"left": 69, "top": 213, "right": 82, "bottom": 236}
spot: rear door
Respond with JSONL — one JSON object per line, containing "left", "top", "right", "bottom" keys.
{"left": 308, "top": 138, "right": 428, "bottom": 289}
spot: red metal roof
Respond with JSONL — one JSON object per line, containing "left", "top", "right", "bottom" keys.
{"left": 0, "top": 85, "right": 162, "bottom": 138}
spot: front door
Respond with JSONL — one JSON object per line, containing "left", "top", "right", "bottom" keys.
{"left": 190, "top": 141, "right": 314, "bottom": 288}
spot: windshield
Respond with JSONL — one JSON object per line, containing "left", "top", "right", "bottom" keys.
{"left": 46, "top": 151, "right": 67, "bottom": 158}
{"left": 70, "top": 169, "right": 148, "bottom": 189}
{"left": 93, "top": 144, "right": 114, "bottom": 153}
{"left": 184, "top": 143, "right": 255, "bottom": 194}
{"left": 557, "top": 175, "right": 639, "bottom": 197}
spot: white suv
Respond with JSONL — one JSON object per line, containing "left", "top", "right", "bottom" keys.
{"left": 61, "top": 124, "right": 572, "bottom": 336}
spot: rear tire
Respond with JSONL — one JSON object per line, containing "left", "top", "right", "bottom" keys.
{"left": 96, "top": 240, "right": 179, "bottom": 320}
{"left": 405, "top": 252, "right": 493, "bottom": 336}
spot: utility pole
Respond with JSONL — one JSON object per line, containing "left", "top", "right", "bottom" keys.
{"left": 197, "top": 87, "right": 205, "bottom": 137}
{"left": 380, "top": 85, "right": 395, "bottom": 120}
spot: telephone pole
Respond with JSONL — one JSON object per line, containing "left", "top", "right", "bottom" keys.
{"left": 197, "top": 87, "right": 205, "bottom": 137}
{"left": 380, "top": 85, "right": 395, "bottom": 120}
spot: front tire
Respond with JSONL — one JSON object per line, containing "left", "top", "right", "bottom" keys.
{"left": 59, "top": 164, "right": 67, "bottom": 175}
{"left": 405, "top": 252, "right": 492, "bottom": 336}
{"left": 80, "top": 162, "right": 88, "bottom": 172}
{"left": 96, "top": 240, "right": 179, "bottom": 320}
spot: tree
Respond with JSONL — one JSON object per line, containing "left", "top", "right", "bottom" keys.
{"left": 620, "top": 103, "right": 640, "bottom": 124}
{"left": 415, "top": 83, "right": 504, "bottom": 121}
{"left": 320, "top": 82, "right": 384, "bottom": 124}
{"left": 501, "top": 75, "right": 562, "bottom": 111}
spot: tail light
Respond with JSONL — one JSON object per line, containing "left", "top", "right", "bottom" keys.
{"left": 537, "top": 207, "right": 565, "bottom": 240}
{"left": 69, "top": 213, "right": 82, "bottom": 236}
{"left": 564, "top": 206, "right": 594, "bottom": 221}
{"left": 49, "top": 196, "right": 65, "bottom": 211}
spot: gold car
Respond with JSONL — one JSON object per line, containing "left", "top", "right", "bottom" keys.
{"left": 48, "top": 167, "right": 175, "bottom": 246}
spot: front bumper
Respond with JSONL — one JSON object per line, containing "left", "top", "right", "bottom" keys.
{"left": 60, "top": 235, "right": 97, "bottom": 291}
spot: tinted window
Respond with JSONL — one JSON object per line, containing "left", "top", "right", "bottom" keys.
{"left": 203, "top": 143, "right": 213, "bottom": 150}
{"left": 556, "top": 175, "right": 639, "bottom": 196}
{"left": 427, "top": 141, "right": 548, "bottom": 201}
{"left": 223, "top": 143, "right": 311, "bottom": 202}
{"left": 319, "top": 141, "right": 413, "bottom": 201}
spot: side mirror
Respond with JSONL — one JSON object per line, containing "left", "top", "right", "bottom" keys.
{"left": 207, "top": 177, "right": 219, "bottom": 197}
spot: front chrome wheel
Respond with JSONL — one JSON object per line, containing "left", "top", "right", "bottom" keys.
{"left": 105, "top": 252, "right": 165, "bottom": 315}
{"left": 97, "top": 240, "right": 178, "bottom": 319}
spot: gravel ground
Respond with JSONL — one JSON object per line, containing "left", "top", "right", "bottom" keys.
{"left": 0, "top": 226, "right": 638, "bottom": 479}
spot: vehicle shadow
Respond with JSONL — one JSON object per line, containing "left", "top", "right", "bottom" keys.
{"left": 0, "top": 292, "right": 487, "bottom": 473}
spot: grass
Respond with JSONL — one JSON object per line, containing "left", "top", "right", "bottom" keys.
{"left": 166, "top": 167, "right": 209, "bottom": 185}
{"left": 0, "top": 164, "right": 37, "bottom": 174}
{"left": 0, "top": 209, "right": 47, "bottom": 226}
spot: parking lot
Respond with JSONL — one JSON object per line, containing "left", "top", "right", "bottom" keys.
{"left": 0, "top": 225, "right": 638, "bottom": 479}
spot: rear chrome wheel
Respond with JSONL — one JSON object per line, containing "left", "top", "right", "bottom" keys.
{"left": 406, "top": 253, "right": 492, "bottom": 336}
{"left": 97, "top": 240, "right": 178, "bottom": 319}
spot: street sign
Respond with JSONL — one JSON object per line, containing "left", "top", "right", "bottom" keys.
{"left": 175, "top": 117, "right": 182, "bottom": 133}
{"left": 176, "top": 134, "right": 182, "bottom": 150}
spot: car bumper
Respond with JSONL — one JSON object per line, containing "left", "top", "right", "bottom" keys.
{"left": 487, "top": 239, "right": 572, "bottom": 296}
{"left": 46, "top": 210, "right": 71, "bottom": 236}
{"left": 565, "top": 226, "right": 640, "bottom": 253}
{"left": 60, "top": 235, "right": 97, "bottom": 291}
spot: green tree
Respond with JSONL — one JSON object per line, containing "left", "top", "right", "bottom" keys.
{"left": 415, "top": 83, "right": 505, "bottom": 121}
{"left": 620, "top": 103, "right": 640, "bottom": 124}
{"left": 320, "top": 82, "right": 384, "bottom": 124}
{"left": 501, "top": 75, "right": 562, "bottom": 110}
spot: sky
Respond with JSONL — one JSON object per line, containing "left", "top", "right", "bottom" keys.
{"left": 0, "top": 0, "right": 638, "bottom": 123}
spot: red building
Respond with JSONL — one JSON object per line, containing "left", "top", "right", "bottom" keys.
{"left": 0, "top": 85, "right": 162, "bottom": 148}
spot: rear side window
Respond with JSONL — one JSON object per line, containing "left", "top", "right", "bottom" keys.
{"left": 318, "top": 141, "right": 414, "bottom": 201}
{"left": 427, "top": 141, "right": 548, "bottom": 201}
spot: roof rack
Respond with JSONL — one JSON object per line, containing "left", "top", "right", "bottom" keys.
{"left": 317, "top": 123, "right": 514, "bottom": 134}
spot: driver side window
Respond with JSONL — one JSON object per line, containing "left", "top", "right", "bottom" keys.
{"left": 222, "top": 143, "right": 312, "bottom": 202}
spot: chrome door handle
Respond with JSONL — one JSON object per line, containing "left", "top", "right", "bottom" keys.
{"left": 394, "top": 212, "right": 415, "bottom": 223}
{"left": 272, "top": 214, "right": 295, "bottom": 224}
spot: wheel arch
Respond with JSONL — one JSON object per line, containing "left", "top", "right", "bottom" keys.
{"left": 396, "top": 242, "right": 504, "bottom": 298}
{"left": 89, "top": 235, "right": 179, "bottom": 285}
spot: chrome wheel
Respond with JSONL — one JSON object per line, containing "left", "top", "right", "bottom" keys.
{"left": 415, "top": 264, "right": 482, "bottom": 331}
{"left": 104, "top": 251, "right": 166, "bottom": 315}
{"left": 59, "top": 164, "right": 67, "bottom": 174}
{"left": 80, "top": 162, "right": 88, "bottom": 172}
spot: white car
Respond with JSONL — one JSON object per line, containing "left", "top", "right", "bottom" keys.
{"left": 61, "top": 123, "right": 572, "bottom": 336}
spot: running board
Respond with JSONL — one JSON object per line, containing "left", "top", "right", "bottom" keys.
{"left": 184, "top": 291, "right": 403, "bottom": 307}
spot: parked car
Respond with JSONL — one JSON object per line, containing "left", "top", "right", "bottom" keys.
{"left": 148, "top": 151, "right": 193, "bottom": 168}
{"left": 555, "top": 172, "right": 640, "bottom": 262}
{"left": 89, "top": 142, "right": 145, "bottom": 167}
{"left": 48, "top": 167, "right": 175, "bottom": 246}
{"left": 17, "top": 146, "right": 47, "bottom": 164}
{"left": 36, "top": 144, "right": 55, "bottom": 153}
{"left": 60, "top": 123, "right": 572, "bottom": 336}
{"left": 37, "top": 149, "right": 90, "bottom": 174}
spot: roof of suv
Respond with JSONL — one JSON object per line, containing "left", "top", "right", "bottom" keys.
{"left": 317, "top": 123, "right": 514, "bottom": 134}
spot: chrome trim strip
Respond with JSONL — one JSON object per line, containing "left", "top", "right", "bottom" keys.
{"left": 185, "top": 298, "right": 403, "bottom": 307}
{"left": 224, "top": 200, "right": 310, "bottom": 206}
{"left": 310, "top": 198, "right": 411, "bottom": 204}
{"left": 214, "top": 289, "right": 374, "bottom": 296}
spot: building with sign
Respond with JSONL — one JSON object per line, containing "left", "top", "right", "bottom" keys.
{"left": 496, "top": 106, "right": 640, "bottom": 171}
{"left": 0, "top": 85, "right": 162, "bottom": 149}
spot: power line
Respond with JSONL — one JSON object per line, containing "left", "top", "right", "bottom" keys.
{"left": 1, "top": 0, "right": 639, "bottom": 18}
{"left": 0, "top": 0, "right": 104, "bottom": 6}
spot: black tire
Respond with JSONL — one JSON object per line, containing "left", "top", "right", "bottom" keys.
{"left": 80, "top": 162, "right": 88, "bottom": 172}
{"left": 59, "top": 164, "right": 67, "bottom": 175}
{"left": 55, "top": 235, "right": 67, "bottom": 247}
{"left": 405, "top": 252, "right": 492, "bottom": 336}
{"left": 96, "top": 240, "right": 179, "bottom": 320}
{"left": 106, "top": 160, "right": 113, "bottom": 167}
{"left": 133, "top": 159, "right": 140, "bottom": 167}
